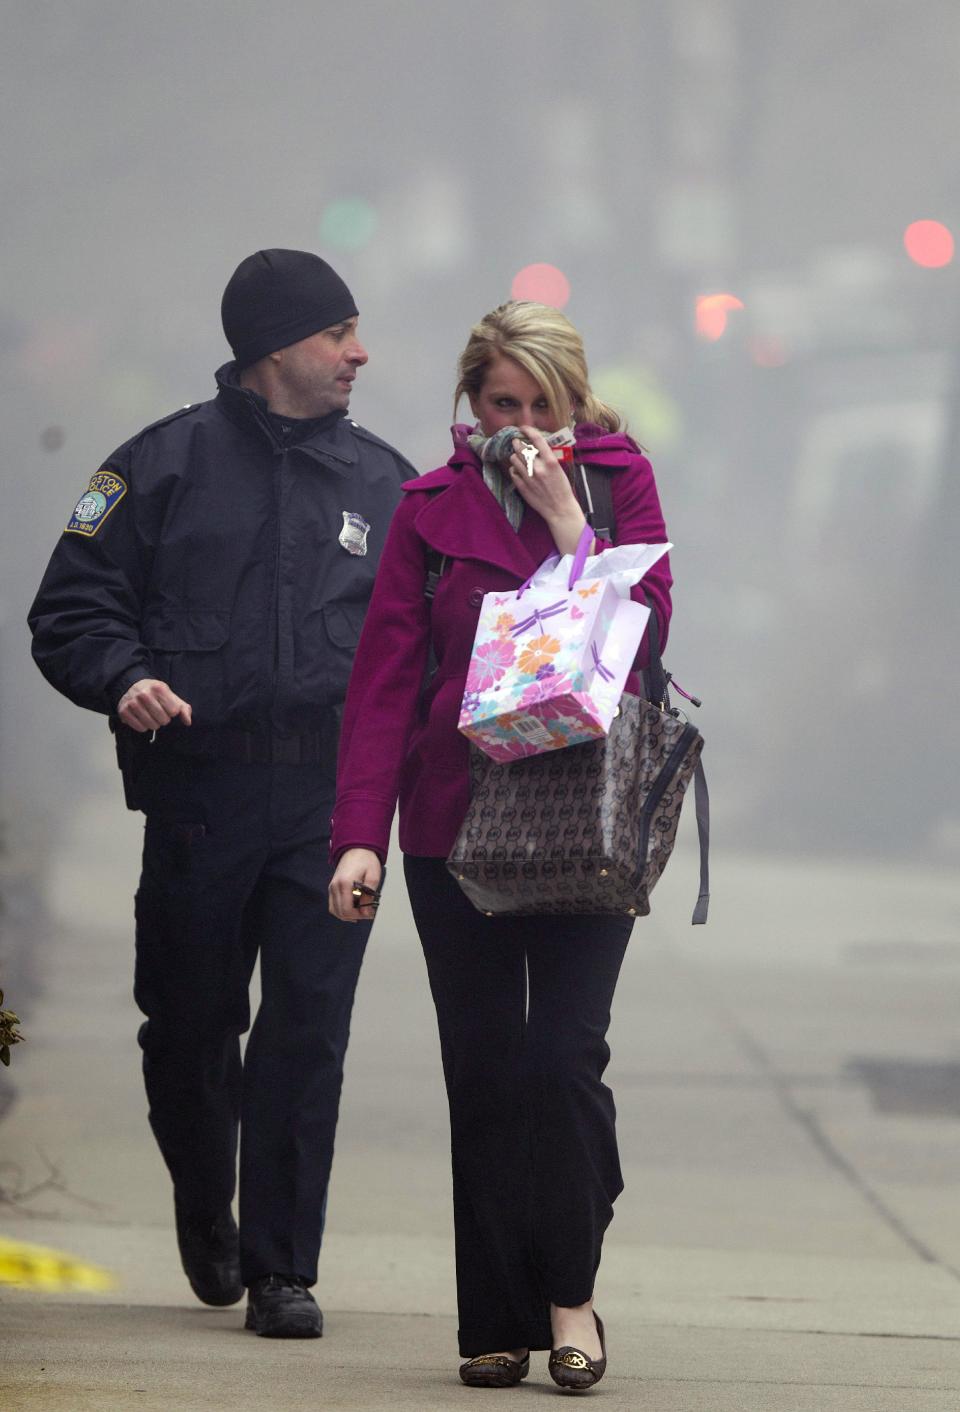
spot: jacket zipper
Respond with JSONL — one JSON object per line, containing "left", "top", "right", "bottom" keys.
{"left": 271, "top": 450, "right": 284, "bottom": 709}
{"left": 247, "top": 400, "right": 286, "bottom": 712}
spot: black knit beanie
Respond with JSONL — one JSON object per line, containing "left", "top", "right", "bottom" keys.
{"left": 221, "top": 249, "right": 359, "bottom": 369}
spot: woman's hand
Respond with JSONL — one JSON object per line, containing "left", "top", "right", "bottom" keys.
{"left": 508, "top": 426, "right": 588, "bottom": 555}
{"left": 328, "top": 848, "right": 383, "bottom": 923}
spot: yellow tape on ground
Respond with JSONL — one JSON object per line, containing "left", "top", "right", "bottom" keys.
{"left": 0, "top": 1234, "right": 115, "bottom": 1291}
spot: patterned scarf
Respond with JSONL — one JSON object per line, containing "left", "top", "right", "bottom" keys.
{"left": 467, "top": 425, "right": 576, "bottom": 531}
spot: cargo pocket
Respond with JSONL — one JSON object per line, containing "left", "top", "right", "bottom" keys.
{"left": 133, "top": 886, "right": 162, "bottom": 1021}
{"left": 141, "top": 609, "right": 230, "bottom": 722}
{"left": 301, "top": 599, "right": 368, "bottom": 697}
{"left": 322, "top": 600, "right": 367, "bottom": 650}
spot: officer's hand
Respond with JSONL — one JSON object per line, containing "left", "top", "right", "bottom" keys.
{"left": 118, "top": 678, "right": 193, "bottom": 733}
{"left": 329, "top": 849, "right": 383, "bottom": 923}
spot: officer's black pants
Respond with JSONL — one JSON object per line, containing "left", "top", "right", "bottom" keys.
{"left": 404, "top": 856, "right": 632, "bottom": 1357}
{"left": 134, "top": 754, "right": 368, "bottom": 1287}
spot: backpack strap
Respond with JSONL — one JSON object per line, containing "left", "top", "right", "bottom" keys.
{"left": 424, "top": 548, "right": 447, "bottom": 600}
{"left": 641, "top": 588, "right": 670, "bottom": 708}
{"left": 422, "top": 486, "right": 449, "bottom": 599}
{"left": 575, "top": 462, "right": 616, "bottom": 542}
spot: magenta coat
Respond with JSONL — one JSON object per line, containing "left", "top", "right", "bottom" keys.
{"left": 330, "top": 424, "right": 673, "bottom": 862}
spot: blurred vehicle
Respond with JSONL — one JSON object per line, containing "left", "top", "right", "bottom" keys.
{"left": 680, "top": 253, "right": 959, "bottom": 858}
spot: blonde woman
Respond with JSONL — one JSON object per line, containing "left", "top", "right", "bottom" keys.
{"left": 329, "top": 302, "right": 673, "bottom": 1390}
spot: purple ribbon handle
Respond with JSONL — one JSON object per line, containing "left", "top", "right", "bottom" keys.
{"left": 517, "top": 522, "right": 596, "bottom": 598}
{"left": 511, "top": 600, "right": 567, "bottom": 637}
{"left": 591, "top": 642, "right": 615, "bottom": 683}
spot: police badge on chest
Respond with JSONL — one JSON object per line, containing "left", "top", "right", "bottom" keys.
{"left": 339, "top": 511, "right": 370, "bottom": 556}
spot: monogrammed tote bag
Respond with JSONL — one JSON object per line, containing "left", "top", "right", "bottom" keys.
{"left": 447, "top": 691, "right": 707, "bottom": 921}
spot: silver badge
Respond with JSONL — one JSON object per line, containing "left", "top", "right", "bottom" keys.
{"left": 339, "top": 511, "right": 370, "bottom": 556}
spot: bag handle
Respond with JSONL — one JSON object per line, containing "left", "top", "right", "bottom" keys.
{"left": 641, "top": 591, "right": 709, "bottom": 925}
{"left": 518, "top": 522, "right": 595, "bottom": 597}
{"left": 567, "top": 522, "right": 595, "bottom": 587}
{"left": 691, "top": 758, "right": 710, "bottom": 925}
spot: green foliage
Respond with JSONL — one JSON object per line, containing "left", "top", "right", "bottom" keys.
{"left": 0, "top": 989, "right": 23, "bottom": 1067}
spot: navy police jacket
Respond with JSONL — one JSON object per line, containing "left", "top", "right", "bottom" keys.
{"left": 28, "top": 364, "right": 412, "bottom": 733}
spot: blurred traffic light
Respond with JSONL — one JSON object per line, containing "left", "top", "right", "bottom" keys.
{"left": 903, "top": 220, "right": 954, "bottom": 269}
{"left": 695, "top": 293, "right": 744, "bottom": 340}
{"left": 511, "top": 263, "right": 571, "bottom": 309}
{"left": 319, "top": 198, "right": 379, "bottom": 253}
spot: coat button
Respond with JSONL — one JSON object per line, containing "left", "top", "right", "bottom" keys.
{"left": 468, "top": 587, "right": 484, "bottom": 607}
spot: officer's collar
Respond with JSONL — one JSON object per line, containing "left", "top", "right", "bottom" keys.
{"left": 214, "top": 362, "right": 356, "bottom": 463}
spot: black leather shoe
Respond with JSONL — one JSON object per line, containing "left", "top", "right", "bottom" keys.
{"left": 459, "top": 1352, "right": 530, "bottom": 1388}
{"left": 548, "top": 1312, "right": 607, "bottom": 1390}
{"left": 244, "top": 1274, "right": 323, "bottom": 1338}
{"left": 175, "top": 1204, "right": 243, "bottom": 1307}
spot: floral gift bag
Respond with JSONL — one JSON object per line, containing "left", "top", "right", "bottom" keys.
{"left": 458, "top": 526, "right": 671, "bottom": 762}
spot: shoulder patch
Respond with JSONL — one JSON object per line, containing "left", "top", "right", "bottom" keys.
{"left": 65, "top": 468, "right": 128, "bottom": 537}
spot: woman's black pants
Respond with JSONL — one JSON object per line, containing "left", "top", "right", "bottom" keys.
{"left": 404, "top": 856, "right": 632, "bottom": 1357}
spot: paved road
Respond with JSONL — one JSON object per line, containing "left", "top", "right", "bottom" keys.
{"left": 2, "top": 782, "right": 960, "bottom": 1408}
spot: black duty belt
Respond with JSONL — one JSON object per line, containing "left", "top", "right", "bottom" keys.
{"left": 154, "top": 726, "right": 336, "bottom": 767}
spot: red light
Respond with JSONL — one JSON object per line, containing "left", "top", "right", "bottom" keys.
{"left": 903, "top": 220, "right": 954, "bottom": 268}
{"left": 695, "top": 293, "right": 744, "bottom": 341}
{"left": 511, "top": 263, "right": 571, "bottom": 309}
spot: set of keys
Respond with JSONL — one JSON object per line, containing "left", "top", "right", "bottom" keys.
{"left": 351, "top": 882, "right": 381, "bottom": 913}
{"left": 519, "top": 441, "right": 538, "bottom": 477}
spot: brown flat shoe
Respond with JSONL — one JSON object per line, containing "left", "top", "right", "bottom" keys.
{"left": 459, "top": 1352, "right": 531, "bottom": 1388}
{"left": 548, "top": 1312, "right": 607, "bottom": 1391}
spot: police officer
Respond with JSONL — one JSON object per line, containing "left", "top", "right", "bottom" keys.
{"left": 28, "top": 249, "right": 414, "bottom": 1338}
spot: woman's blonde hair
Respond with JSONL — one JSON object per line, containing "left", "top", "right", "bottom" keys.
{"left": 454, "top": 301, "right": 621, "bottom": 433}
